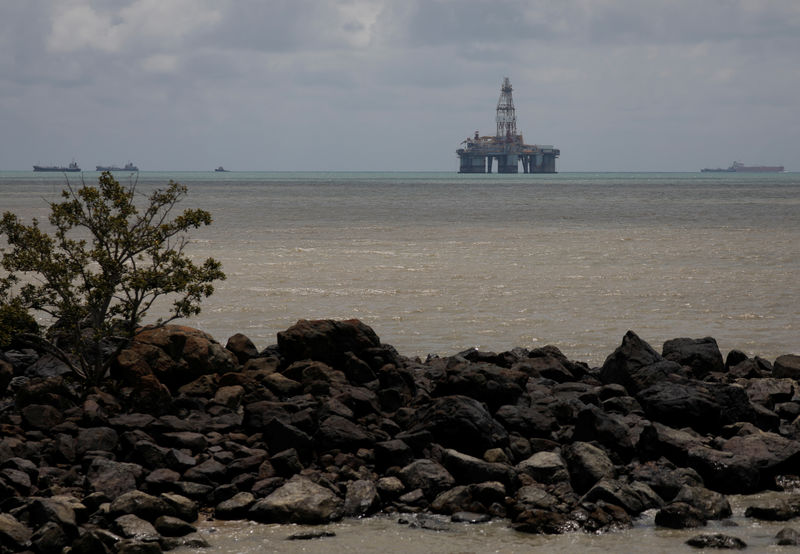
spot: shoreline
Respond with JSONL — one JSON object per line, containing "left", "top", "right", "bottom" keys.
{"left": 2, "top": 319, "right": 800, "bottom": 551}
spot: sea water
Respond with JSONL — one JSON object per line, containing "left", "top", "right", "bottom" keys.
{"left": 1, "top": 170, "right": 799, "bottom": 550}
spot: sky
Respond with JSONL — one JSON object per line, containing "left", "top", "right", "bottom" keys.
{"left": 1, "top": 0, "right": 799, "bottom": 172}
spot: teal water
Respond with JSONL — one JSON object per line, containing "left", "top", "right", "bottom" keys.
{"left": 1, "top": 171, "right": 798, "bottom": 364}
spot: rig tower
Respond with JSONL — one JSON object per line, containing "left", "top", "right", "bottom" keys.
{"left": 457, "top": 78, "right": 560, "bottom": 174}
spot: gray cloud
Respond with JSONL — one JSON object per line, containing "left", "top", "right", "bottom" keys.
{"left": 1, "top": 0, "right": 798, "bottom": 171}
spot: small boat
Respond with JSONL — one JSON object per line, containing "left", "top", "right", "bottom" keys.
{"left": 96, "top": 162, "right": 139, "bottom": 172}
{"left": 33, "top": 161, "right": 81, "bottom": 172}
{"left": 214, "top": 166, "right": 229, "bottom": 172}
{"left": 701, "top": 161, "right": 784, "bottom": 173}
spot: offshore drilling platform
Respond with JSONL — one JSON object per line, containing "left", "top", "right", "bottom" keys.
{"left": 457, "top": 78, "right": 560, "bottom": 173}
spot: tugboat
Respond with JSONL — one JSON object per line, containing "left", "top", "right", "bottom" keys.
{"left": 96, "top": 162, "right": 139, "bottom": 172}
{"left": 33, "top": 161, "right": 81, "bottom": 172}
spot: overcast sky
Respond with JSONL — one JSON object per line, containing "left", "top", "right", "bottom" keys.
{"left": 1, "top": 0, "right": 798, "bottom": 171}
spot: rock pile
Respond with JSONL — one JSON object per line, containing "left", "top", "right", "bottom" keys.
{"left": 1, "top": 320, "right": 800, "bottom": 552}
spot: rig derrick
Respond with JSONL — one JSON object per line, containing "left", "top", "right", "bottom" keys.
{"left": 457, "top": 77, "right": 560, "bottom": 174}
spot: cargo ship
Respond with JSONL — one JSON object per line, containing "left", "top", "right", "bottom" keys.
{"left": 33, "top": 161, "right": 81, "bottom": 172}
{"left": 701, "top": 161, "right": 784, "bottom": 173}
{"left": 96, "top": 162, "right": 138, "bottom": 172}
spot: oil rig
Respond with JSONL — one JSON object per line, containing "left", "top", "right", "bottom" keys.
{"left": 456, "top": 78, "right": 560, "bottom": 173}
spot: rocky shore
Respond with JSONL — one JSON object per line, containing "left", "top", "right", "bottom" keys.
{"left": 1, "top": 319, "right": 800, "bottom": 552}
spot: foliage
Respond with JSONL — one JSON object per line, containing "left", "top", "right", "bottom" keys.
{"left": 0, "top": 172, "right": 225, "bottom": 382}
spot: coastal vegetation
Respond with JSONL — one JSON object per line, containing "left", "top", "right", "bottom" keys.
{"left": 0, "top": 171, "right": 224, "bottom": 384}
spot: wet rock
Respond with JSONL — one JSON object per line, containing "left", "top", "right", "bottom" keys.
{"left": 672, "top": 486, "right": 731, "bottom": 520}
{"left": 249, "top": 475, "right": 343, "bottom": 524}
{"left": 160, "top": 493, "right": 198, "bottom": 523}
{"left": 685, "top": 533, "right": 746, "bottom": 549}
{"left": 182, "top": 458, "right": 227, "bottom": 485}
{"left": 28, "top": 496, "right": 80, "bottom": 537}
{"left": 287, "top": 530, "right": 336, "bottom": 540}
{"left": 451, "top": 511, "right": 492, "bottom": 523}
{"left": 70, "top": 528, "right": 114, "bottom": 554}
{"left": 86, "top": 458, "right": 144, "bottom": 497}
{"left": 277, "top": 319, "right": 382, "bottom": 368}
{"left": 225, "top": 333, "right": 259, "bottom": 364}
{"left": 776, "top": 527, "right": 800, "bottom": 545}
{"left": 662, "top": 337, "right": 724, "bottom": 378}
{"left": 636, "top": 382, "right": 721, "bottom": 433}
{"left": 581, "top": 479, "right": 660, "bottom": 515}
{"left": 572, "top": 405, "right": 634, "bottom": 461}
{"left": 512, "top": 509, "right": 571, "bottom": 535}
{"left": 629, "top": 459, "right": 703, "bottom": 502}
{"left": 744, "top": 492, "right": 800, "bottom": 521}
{"left": 30, "top": 521, "right": 69, "bottom": 554}
{"left": 655, "top": 502, "right": 707, "bottom": 529}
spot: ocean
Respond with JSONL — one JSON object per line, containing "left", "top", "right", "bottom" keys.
{"left": 1, "top": 170, "right": 799, "bottom": 550}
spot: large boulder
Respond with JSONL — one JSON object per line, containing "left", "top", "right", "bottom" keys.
{"left": 248, "top": 475, "right": 343, "bottom": 524}
{"left": 600, "top": 331, "right": 664, "bottom": 393}
{"left": 277, "top": 319, "right": 391, "bottom": 370}
{"left": 636, "top": 382, "right": 722, "bottom": 433}
{"left": 773, "top": 355, "right": 800, "bottom": 380}
{"left": 563, "top": 442, "right": 615, "bottom": 494}
{"left": 662, "top": 337, "right": 724, "bottom": 377}
{"left": 410, "top": 395, "right": 508, "bottom": 457}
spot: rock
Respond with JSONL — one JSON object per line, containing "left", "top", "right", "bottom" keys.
{"left": 110, "top": 514, "right": 160, "bottom": 542}
{"left": 249, "top": 475, "right": 343, "bottom": 524}
{"left": 636, "top": 382, "right": 721, "bottom": 433}
{"left": 452, "top": 511, "right": 493, "bottom": 523}
{"left": 160, "top": 493, "right": 198, "bottom": 523}
{"left": 776, "top": 527, "right": 800, "bottom": 545}
{"left": 774, "top": 354, "right": 800, "bottom": 380}
{"left": 225, "top": 333, "right": 259, "bottom": 364}
{"left": 69, "top": 529, "right": 114, "bottom": 554}
{"left": 343, "top": 479, "right": 380, "bottom": 517}
{"left": 215, "top": 491, "right": 255, "bottom": 520}
{"left": 512, "top": 509, "right": 572, "bottom": 535}
{"left": 287, "top": 531, "right": 336, "bottom": 540}
{"left": 685, "top": 446, "right": 760, "bottom": 494}
{"left": 581, "top": 479, "right": 660, "bottom": 515}
{"left": 374, "top": 439, "right": 414, "bottom": 471}
{"left": 572, "top": 405, "right": 634, "bottom": 461}
{"left": 562, "top": 441, "right": 615, "bottom": 494}
{"left": 116, "top": 539, "right": 163, "bottom": 553}
{"left": 494, "top": 404, "right": 558, "bottom": 439}
{"left": 153, "top": 515, "right": 196, "bottom": 537}
{"left": 399, "top": 459, "right": 456, "bottom": 499}
{"left": 86, "top": 457, "right": 144, "bottom": 498}
{"left": 743, "top": 492, "right": 800, "bottom": 521}
{"left": 720, "top": 430, "right": 800, "bottom": 484}
{"left": 317, "top": 415, "right": 374, "bottom": 451}
{"left": 21, "top": 403, "right": 64, "bottom": 430}
{"left": 182, "top": 458, "right": 227, "bottom": 485}
{"left": 28, "top": 496, "right": 80, "bottom": 537}
{"left": 516, "top": 451, "right": 569, "bottom": 485}
{"left": 672, "top": 486, "right": 732, "bottom": 520}
{"left": 655, "top": 502, "right": 707, "bottom": 529}
{"left": 0, "top": 512, "right": 32, "bottom": 551}
{"left": 76, "top": 426, "right": 119, "bottom": 455}
{"left": 599, "top": 331, "right": 664, "bottom": 393}
{"left": 277, "top": 319, "right": 382, "bottom": 368}
{"left": 410, "top": 395, "right": 508, "bottom": 457}
{"left": 685, "top": 533, "right": 746, "bottom": 549}
{"left": 629, "top": 459, "right": 703, "bottom": 502}
{"left": 662, "top": 337, "right": 724, "bottom": 377}
{"left": 441, "top": 448, "right": 513, "bottom": 485}
{"left": 109, "top": 490, "right": 171, "bottom": 521}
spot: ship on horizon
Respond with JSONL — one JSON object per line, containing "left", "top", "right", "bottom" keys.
{"left": 96, "top": 162, "right": 139, "bottom": 172}
{"left": 701, "top": 161, "right": 784, "bottom": 173}
{"left": 33, "top": 161, "right": 80, "bottom": 172}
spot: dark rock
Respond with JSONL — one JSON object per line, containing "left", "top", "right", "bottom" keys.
{"left": 21, "top": 403, "right": 64, "bottom": 430}
{"left": 512, "top": 509, "right": 572, "bottom": 534}
{"left": 599, "top": 331, "right": 664, "bottom": 392}
{"left": 277, "top": 319, "right": 382, "bottom": 368}
{"left": 153, "top": 515, "right": 196, "bottom": 537}
{"left": 27, "top": 496, "right": 80, "bottom": 537}
{"left": 109, "top": 490, "right": 171, "bottom": 521}
{"left": 410, "top": 395, "right": 508, "bottom": 457}
{"left": 343, "top": 479, "right": 380, "bottom": 517}
{"left": 744, "top": 492, "right": 800, "bottom": 521}
{"left": 182, "top": 458, "right": 227, "bottom": 485}
{"left": 318, "top": 415, "right": 374, "bottom": 451}
{"left": 743, "top": 378, "right": 795, "bottom": 410}
{"left": 629, "top": 459, "right": 703, "bottom": 502}
{"left": 160, "top": 493, "right": 198, "bottom": 523}
{"left": 401, "top": 513, "right": 452, "bottom": 531}
{"left": 494, "top": 404, "right": 557, "bottom": 439}
{"left": 672, "top": 485, "right": 732, "bottom": 520}
{"left": 776, "top": 527, "right": 800, "bottom": 546}
{"left": 86, "top": 458, "right": 144, "bottom": 498}
{"left": 773, "top": 354, "right": 800, "bottom": 380}
{"left": 655, "top": 502, "right": 707, "bottom": 529}
{"left": 399, "top": 459, "right": 456, "bottom": 500}
{"left": 685, "top": 446, "right": 760, "bottom": 494}
{"left": 725, "top": 350, "right": 749, "bottom": 371}
{"left": 110, "top": 514, "right": 160, "bottom": 542}
{"left": 70, "top": 529, "right": 114, "bottom": 554}
{"left": 249, "top": 475, "right": 343, "bottom": 524}
{"left": 225, "top": 333, "right": 259, "bottom": 364}
{"left": 636, "top": 382, "right": 721, "bottom": 433}
{"left": 375, "top": 439, "right": 414, "bottom": 471}
{"left": 516, "top": 451, "right": 569, "bottom": 485}
{"left": 441, "top": 448, "right": 513, "bottom": 485}
{"left": 562, "top": 441, "right": 615, "bottom": 494}
{"left": 0, "top": 513, "right": 32, "bottom": 550}
{"left": 76, "top": 426, "right": 119, "bottom": 456}
{"left": 582, "top": 479, "right": 661, "bottom": 515}
{"left": 270, "top": 448, "right": 304, "bottom": 477}
{"left": 287, "top": 531, "right": 336, "bottom": 540}
{"left": 572, "top": 405, "right": 635, "bottom": 462}
{"left": 662, "top": 337, "right": 724, "bottom": 377}
{"left": 685, "top": 533, "right": 746, "bottom": 549}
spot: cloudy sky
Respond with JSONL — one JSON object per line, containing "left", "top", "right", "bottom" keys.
{"left": 1, "top": 0, "right": 798, "bottom": 171}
